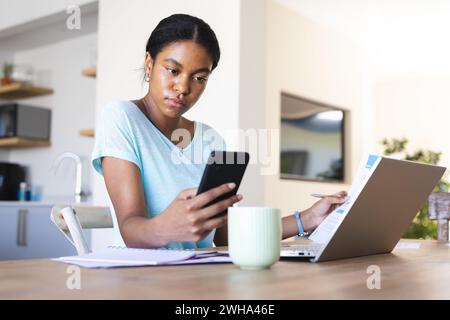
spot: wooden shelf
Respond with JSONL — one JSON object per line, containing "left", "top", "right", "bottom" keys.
{"left": 0, "top": 83, "right": 53, "bottom": 100}
{"left": 82, "top": 67, "right": 96, "bottom": 78}
{"left": 79, "top": 129, "right": 95, "bottom": 137}
{"left": 0, "top": 137, "right": 50, "bottom": 148}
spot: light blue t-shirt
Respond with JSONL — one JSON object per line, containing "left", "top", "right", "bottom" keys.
{"left": 91, "top": 100, "right": 226, "bottom": 249}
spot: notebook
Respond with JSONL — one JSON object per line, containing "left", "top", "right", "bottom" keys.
{"left": 54, "top": 247, "right": 232, "bottom": 268}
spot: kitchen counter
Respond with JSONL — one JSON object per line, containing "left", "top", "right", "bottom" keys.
{"left": 0, "top": 201, "right": 56, "bottom": 207}
{"left": 0, "top": 201, "right": 109, "bottom": 209}
{"left": 0, "top": 195, "right": 105, "bottom": 208}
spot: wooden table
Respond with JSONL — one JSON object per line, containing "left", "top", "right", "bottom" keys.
{"left": 1, "top": 240, "right": 449, "bottom": 299}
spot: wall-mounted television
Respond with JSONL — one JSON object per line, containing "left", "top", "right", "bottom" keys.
{"left": 280, "top": 92, "right": 345, "bottom": 182}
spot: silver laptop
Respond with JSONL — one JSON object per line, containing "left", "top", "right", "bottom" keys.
{"left": 281, "top": 156, "right": 445, "bottom": 262}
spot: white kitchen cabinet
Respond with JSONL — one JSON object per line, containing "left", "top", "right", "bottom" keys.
{"left": 0, "top": 205, "right": 91, "bottom": 260}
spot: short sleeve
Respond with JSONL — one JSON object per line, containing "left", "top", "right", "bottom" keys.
{"left": 91, "top": 101, "right": 141, "bottom": 176}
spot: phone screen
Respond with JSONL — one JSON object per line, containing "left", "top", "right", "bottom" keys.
{"left": 196, "top": 151, "right": 250, "bottom": 216}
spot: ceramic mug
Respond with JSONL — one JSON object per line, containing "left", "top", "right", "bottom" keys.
{"left": 228, "top": 207, "right": 281, "bottom": 270}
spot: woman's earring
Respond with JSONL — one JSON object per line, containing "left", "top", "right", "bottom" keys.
{"left": 145, "top": 73, "right": 150, "bottom": 82}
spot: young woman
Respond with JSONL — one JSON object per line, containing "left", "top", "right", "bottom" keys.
{"left": 92, "top": 14, "right": 347, "bottom": 250}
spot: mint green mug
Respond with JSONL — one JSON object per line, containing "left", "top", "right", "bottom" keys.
{"left": 228, "top": 207, "right": 281, "bottom": 270}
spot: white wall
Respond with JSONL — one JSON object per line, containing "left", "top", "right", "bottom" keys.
{"left": 8, "top": 33, "right": 97, "bottom": 201}
{"left": 94, "top": 0, "right": 366, "bottom": 221}
{"left": 365, "top": 1, "right": 450, "bottom": 79}
{"left": 265, "top": 0, "right": 365, "bottom": 216}
{"left": 92, "top": 0, "right": 261, "bottom": 203}
{"left": 236, "top": 0, "right": 266, "bottom": 206}
{"left": 365, "top": 2, "right": 450, "bottom": 171}
{"left": 373, "top": 77, "right": 450, "bottom": 169}
{"left": 92, "top": 0, "right": 250, "bottom": 248}
{"left": 0, "top": 0, "right": 96, "bottom": 31}
{"left": 273, "top": 0, "right": 450, "bottom": 166}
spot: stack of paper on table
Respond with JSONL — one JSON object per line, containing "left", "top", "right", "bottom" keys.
{"left": 54, "top": 247, "right": 231, "bottom": 268}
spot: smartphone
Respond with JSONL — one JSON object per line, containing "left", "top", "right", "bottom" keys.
{"left": 196, "top": 151, "right": 250, "bottom": 216}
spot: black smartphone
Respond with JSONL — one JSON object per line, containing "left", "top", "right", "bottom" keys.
{"left": 196, "top": 151, "right": 250, "bottom": 216}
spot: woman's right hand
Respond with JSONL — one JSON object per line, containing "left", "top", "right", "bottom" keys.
{"left": 156, "top": 183, "right": 243, "bottom": 244}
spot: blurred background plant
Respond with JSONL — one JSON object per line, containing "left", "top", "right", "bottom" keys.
{"left": 381, "top": 137, "right": 450, "bottom": 239}
{"left": 1, "top": 62, "right": 13, "bottom": 86}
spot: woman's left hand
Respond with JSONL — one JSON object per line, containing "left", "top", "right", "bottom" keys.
{"left": 301, "top": 191, "right": 348, "bottom": 233}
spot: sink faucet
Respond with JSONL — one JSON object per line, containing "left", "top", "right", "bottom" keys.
{"left": 52, "top": 152, "right": 85, "bottom": 203}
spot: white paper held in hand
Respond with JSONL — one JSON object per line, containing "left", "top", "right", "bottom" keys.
{"left": 308, "top": 154, "right": 382, "bottom": 244}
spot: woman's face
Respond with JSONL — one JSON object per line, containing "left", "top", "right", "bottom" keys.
{"left": 146, "top": 40, "right": 213, "bottom": 118}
